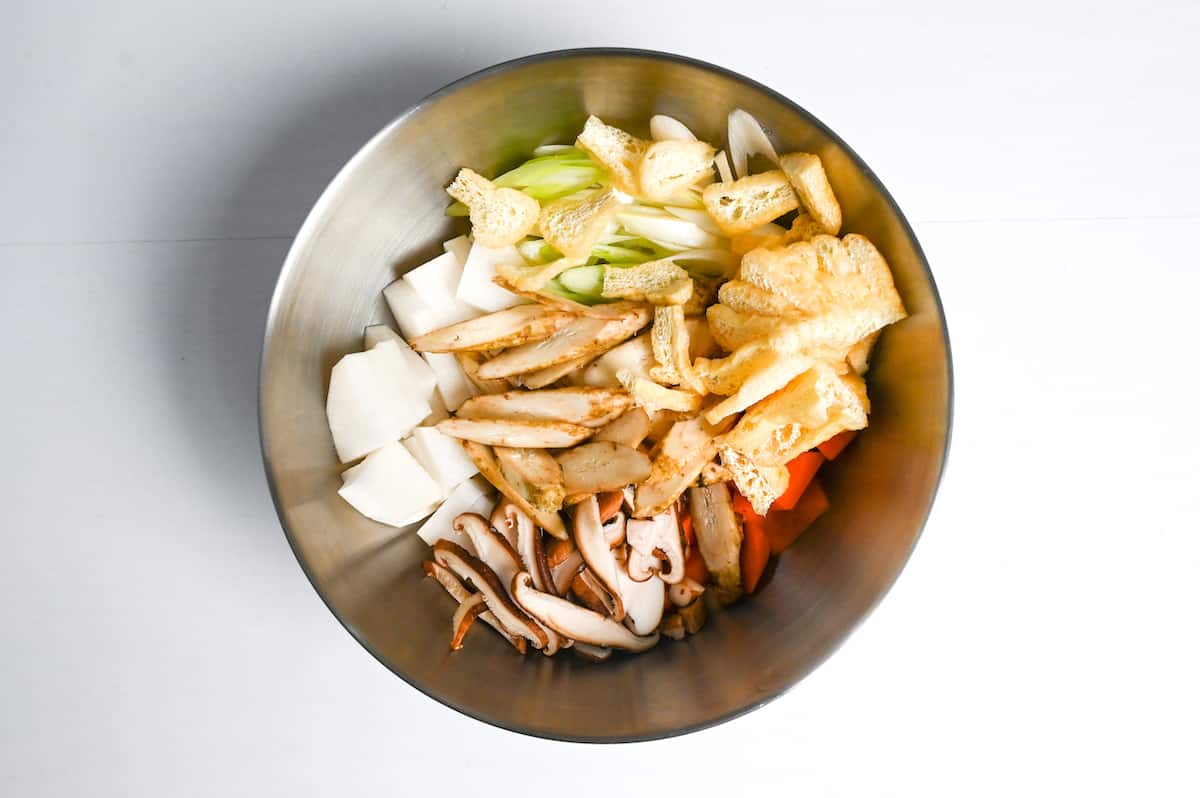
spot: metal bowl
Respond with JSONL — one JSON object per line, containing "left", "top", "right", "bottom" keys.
{"left": 259, "top": 48, "right": 952, "bottom": 742}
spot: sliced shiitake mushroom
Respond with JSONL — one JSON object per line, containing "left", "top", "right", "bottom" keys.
{"left": 571, "top": 496, "right": 627, "bottom": 619}
{"left": 602, "top": 510, "right": 626, "bottom": 547}
{"left": 625, "top": 508, "right": 686, "bottom": 584}
{"left": 501, "top": 501, "right": 556, "bottom": 596}
{"left": 556, "top": 441, "right": 652, "bottom": 496}
{"left": 597, "top": 490, "right": 625, "bottom": 524}
{"left": 432, "top": 540, "right": 548, "bottom": 650}
{"left": 512, "top": 572, "right": 659, "bottom": 652}
{"left": 453, "top": 513, "right": 566, "bottom": 653}
{"left": 422, "top": 560, "right": 525, "bottom": 653}
{"left": 449, "top": 593, "right": 487, "bottom": 650}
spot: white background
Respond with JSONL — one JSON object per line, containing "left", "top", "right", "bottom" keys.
{"left": 3, "top": 1, "right": 1198, "bottom": 795}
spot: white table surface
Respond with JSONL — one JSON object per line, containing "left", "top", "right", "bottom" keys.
{"left": 4, "top": 2, "right": 1198, "bottom": 795}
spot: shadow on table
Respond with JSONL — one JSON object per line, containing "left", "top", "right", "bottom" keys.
{"left": 160, "top": 49, "right": 504, "bottom": 552}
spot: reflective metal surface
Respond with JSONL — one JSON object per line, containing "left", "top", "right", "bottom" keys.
{"left": 259, "top": 49, "right": 952, "bottom": 742}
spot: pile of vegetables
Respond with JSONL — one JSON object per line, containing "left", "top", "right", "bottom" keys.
{"left": 322, "top": 107, "right": 905, "bottom": 660}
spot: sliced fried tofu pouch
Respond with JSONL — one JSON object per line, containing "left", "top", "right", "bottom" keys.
{"left": 638, "top": 139, "right": 716, "bottom": 201}
{"left": 720, "top": 447, "right": 790, "bottom": 516}
{"left": 737, "top": 233, "right": 907, "bottom": 320}
{"left": 446, "top": 168, "right": 540, "bottom": 247}
{"left": 705, "top": 298, "right": 902, "bottom": 357}
{"left": 722, "top": 362, "right": 869, "bottom": 466}
{"left": 778, "top": 152, "right": 841, "bottom": 235}
{"left": 538, "top": 188, "right": 623, "bottom": 259}
{"left": 603, "top": 259, "right": 694, "bottom": 305}
{"left": 701, "top": 171, "right": 798, "bottom": 235}
{"left": 575, "top": 115, "right": 648, "bottom": 195}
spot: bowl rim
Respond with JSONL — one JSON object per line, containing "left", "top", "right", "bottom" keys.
{"left": 258, "top": 46, "right": 955, "bottom": 744}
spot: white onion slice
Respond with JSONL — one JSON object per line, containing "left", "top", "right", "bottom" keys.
{"left": 714, "top": 150, "right": 733, "bottom": 184}
{"left": 727, "top": 109, "right": 779, "bottom": 178}
{"left": 649, "top": 114, "right": 697, "bottom": 142}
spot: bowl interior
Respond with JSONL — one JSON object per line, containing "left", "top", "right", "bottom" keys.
{"left": 260, "top": 50, "right": 951, "bottom": 741}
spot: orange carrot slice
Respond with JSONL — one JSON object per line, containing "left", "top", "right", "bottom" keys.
{"left": 740, "top": 516, "right": 771, "bottom": 593}
{"left": 766, "top": 480, "right": 829, "bottom": 555}
{"left": 772, "top": 451, "right": 824, "bottom": 511}
{"left": 817, "top": 430, "right": 857, "bottom": 461}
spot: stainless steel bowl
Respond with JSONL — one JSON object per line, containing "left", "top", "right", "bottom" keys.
{"left": 259, "top": 48, "right": 952, "bottom": 742}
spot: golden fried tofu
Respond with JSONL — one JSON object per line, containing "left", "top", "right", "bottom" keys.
{"left": 730, "top": 222, "right": 788, "bottom": 256}
{"left": 719, "top": 447, "right": 790, "bottom": 516}
{"left": 702, "top": 354, "right": 813, "bottom": 425}
{"left": 778, "top": 152, "right": 841, "bottom": 235}
{"left": 650, "top": 305, "right": 705, "bottom": 394}
{"left": 602, "top": 259, "right": 694, "bottom": 305}
{"left": 638, "top": 139, "right": 716, "bottom": 201}
{"left": 538, "top": 188, "right": 623, "bottom": 259}
{"left": 575, "top": 115, "right": 649, "bottom": 195}
{"left": 738, "top": 234, "right": 907, "bottom": 322}
{"left": 701, "top": 171, "right": 799, "bottom": 235}
{"left": 446, "top": 168, "right": 540, "bottom": 247}
{"left": 722, "top": 362, "right": 869, "bottom": 465}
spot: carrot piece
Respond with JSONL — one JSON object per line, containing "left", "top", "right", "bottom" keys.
{"left": 730, "top": 489, "right": 762, "bottom": 521}
{"left": 817, "top": 430, "right": 857, "bottom": 461}
{"left": 684, "top": 544, "right": 709, "bottom": 584}
{"left": 772, "top": 451, "right": 825, "bottom": 511}
{"left": 740, "top": 516, "right": 771, "bottom": 593}
{"left": 766, "top": 480, "right": 829, "bottom": 555}
{"left": 681, "top": 510, "right": 695, "bottom": 547}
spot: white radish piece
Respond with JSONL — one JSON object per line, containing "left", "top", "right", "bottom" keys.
{"left": 382, "top": 278, "right": 444, "bottom": 340}
{"left": 392, "top": 251, "right": 479, "bottom": 331}
{"left": 457, "top": 241, "right": 526, "bottom": 312}
{"left": 405, "top": 250, "right": 462, "bottom": 304}
{"left": 337, "top": 441, "right": 442, "bottom": 527}
{"left": 727, "top": 108, "right": 779, "bottom": 179}
{"left": 442, "top": 234, "right": 472, "bottom": 268}
{"left": 402, "top": 426, "right": 479, "bottom": 493}
{"left": 421, "top": 352, "right": 478, "bottom": 411}
{"left": 415, "top": 475, "right": 494, "bottom": 550}
{"left": 326, "top": 340, "right": 432, "bottom": 462}
{"left": 363, "top": 324, "right": 438, "bottom": 400}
